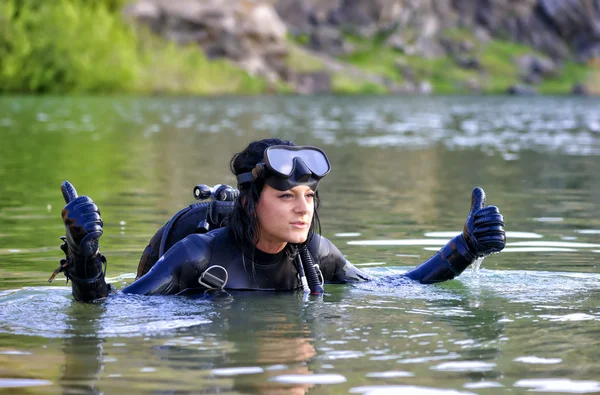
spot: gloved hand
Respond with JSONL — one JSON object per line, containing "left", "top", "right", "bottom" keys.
{"left": 61, "top": 181, "right": 103, "bottom": 257}
{"left": 462, "top": 187, "right": 506, "bottom": 257}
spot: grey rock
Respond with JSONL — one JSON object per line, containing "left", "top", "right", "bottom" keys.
{"left": 274, "top": 0, "right": 312, "bottom": 35}
{"left": 455, "top": 56, "right": 482, "bottom": 70}
{"left": 572, "top": 83, "right": 590, "bottom": 96}
{"left": 394, "top": 59, "right": 416, "bottom": 82}
{"left": 126, "top": 0, "right": 289, "bottom": 84}
{"left": 418, "top": 80, "right": 433, "bottom": 94}
{"left": 293, "top": 71, "right": 332, "bottom": 94}
{"left": 507, "top": 84, "right": 538, "bottom": 95}
{"left": 386, "top": 34, "right": 407, "bottom": 53}
{"left": 309, "top": 26, "right": 353, "bottom": 56}
{"left": 515, "top": 54, "right": 559, "bottom": 84}
{"left": 577, "top": 42, "right": 600, "bottom": 62}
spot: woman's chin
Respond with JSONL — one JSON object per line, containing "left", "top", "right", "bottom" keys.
{"left": 287, "top": 233, "right": 309, "bottom": 244}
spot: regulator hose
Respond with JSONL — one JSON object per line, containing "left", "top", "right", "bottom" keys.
{"left": 300, "top": 246, "right": 324, "bottom": 294}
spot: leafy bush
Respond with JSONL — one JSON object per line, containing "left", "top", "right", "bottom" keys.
{"left": 0, "top": 0, "right": 266, "bottom": 94}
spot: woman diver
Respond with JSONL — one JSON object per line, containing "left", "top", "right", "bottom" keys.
{"left": 51, "top": 138, "right": 506, "bottom": 302}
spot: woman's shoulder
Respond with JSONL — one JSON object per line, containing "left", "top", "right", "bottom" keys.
{"left": 180, "top": 227, "right": 229, "bottom": 250}
{"left": 308, "top": 233, "right": 343, "bottom": 259}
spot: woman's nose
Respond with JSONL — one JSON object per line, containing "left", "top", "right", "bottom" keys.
{"left": 294, "top": 197, "right": 310, "bottom": 213}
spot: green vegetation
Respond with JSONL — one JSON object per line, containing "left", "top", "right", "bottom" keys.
{"left": 0, "top": 1, "right": 596, "bottom": 95}
{"left": 340, "top": 28, "right": 593, "bottom": 94}
{"left": 538, "top": 62, "right": 590, "bottom": 94}
{"left": 0, "top": 0, "right": 265, "bottom": 94}
{"left": 285, "top": 43, "right": 326, "bottom": 72}
{"left": 332, "top": 73, "right": 388, "bottom": 94}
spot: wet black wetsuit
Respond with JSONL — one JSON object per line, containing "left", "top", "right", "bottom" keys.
{"left": 57, "top": 186, "right": 504, "bottom": 302}
{"left": 122, "top": 227, "right": 474, "bottom": 295}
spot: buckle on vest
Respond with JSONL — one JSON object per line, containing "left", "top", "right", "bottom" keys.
{"left": 198, "top": 265, "right": 228, "bottom": 290}
{"left": 313, "top": 264, "right": 324, "bottom": 286}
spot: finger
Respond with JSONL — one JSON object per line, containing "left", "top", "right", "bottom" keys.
{"left": 474, "top": 206, "right": 500, "bottom": 217}
{"left": 473, "top": 225, "right": 505, "bottom": 237}
{"left": 73, "top": 201, "right": 99, "bottom": 214}
{"left": 61, "top": 181, "right": 78, "bottom": 204}
{"left": 81, "top": 212, "right": 101, "bottom": 223}
{"left": 474, "top": 214, "right": 504, "bottom": 227}
{"left": 478, "top": 234, "right": 507, "bottom": 245}
{"left": 85, "top": 226, "right": 103, "bottom": 236}
{"left": 470, "top": 187, "right": 486, "bottom": 214}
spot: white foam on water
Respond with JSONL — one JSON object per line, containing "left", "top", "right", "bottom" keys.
{"left": 355, "top": 262, "right": 386, "bottom": 267}
{"left": 0, "top": 379, "right": 52, "bottom": 388}
{"left": 539, "top": 313, "right": 597, "bottom": 322}
{"left": 270, "top": 374, "right": 347, "bottom": 384}
{"left": 366, "top": 371, "right": 415, "bottom": 378}
{"left": 397, "top": 353, "right": 460, "bottom": 364}
{"left": 513, "top": 356, "right": 562, "bottom": 364}
{"left": 575, "top": 230, "right": 600, "bottom": 234}
{"left": 265, "top": 364, "right": 287, "bottom": 371}
{"left": 408, "top": 333, "right": 438, "bottom": 339}
{"left": 0, "top": 350, "right": 32, "bottom": 355}
{"left": 514, "top": 378, "right": 600, "bottom": 393}
{"left": 510, "top": 241, "right": 600, "bottom": 248}
{"left": 463, "top": 382, "right": 504, "bottom": 389}
{"left": 534, "top": 217, "right": 564, "bottom": 222}
{"left": 211, "top": 367, "right": 264, "bottom": 376}
{"left": 350, "top": 385, "right": 477, "bottom": 395}
{"left": 324, "top": 350, "right": 364, "bottom": 360}
{"left": 425, "top": 231, "right": 542, "bottom": 239}
{"left": 348, "top": 239, "right": 449, "bottom": 246}
{"left": 500, "top": 247, "right": 577, "bottom": 252}
{"left": 431, "top": 361, "right": 496, "bottom": 372}
{"left": 562, "top": 236, "right": 578, "bottom": 240}
{"left": 101, "top": 318, "right": 212, "bottom": 336}
{"left": 336, "top": 232, "right": 361, "bottom": 237}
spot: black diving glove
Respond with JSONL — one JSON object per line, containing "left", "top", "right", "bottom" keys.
{"left": 62, "top": 195, "right": 103, "bottom": 257}
{"left": 49, "top": 181, "right": 110, "bottom": 302}
{"left": 462, "top": 187, "right": 506, "bottom": 257}
{"left": 404, "top": 187, "right": 505, "bottom": 284}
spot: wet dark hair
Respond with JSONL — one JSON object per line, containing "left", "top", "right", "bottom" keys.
{"left": 227, "top": 138, "right": 322, "bottom": 255}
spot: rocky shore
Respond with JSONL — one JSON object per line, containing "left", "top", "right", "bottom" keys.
{"left": 125, "top": 0, "right": 600, "bottom": 95}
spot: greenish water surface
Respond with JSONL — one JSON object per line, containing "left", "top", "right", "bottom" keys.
{"left": 1, "top": 95, "right": 600, "bottom": 394}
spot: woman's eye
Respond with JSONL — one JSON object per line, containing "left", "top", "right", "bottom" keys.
{"left": 279, "top": 193, "right": 294, "bottom": 199}
{"left": 306, "top": 193, "right": 315, "bottom": 200}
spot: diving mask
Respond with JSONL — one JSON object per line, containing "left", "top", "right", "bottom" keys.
{"left": 236, "top": 145, "right": 331, "bottom": 191}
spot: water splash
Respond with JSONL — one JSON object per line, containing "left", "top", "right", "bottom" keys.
{"left": 470, "top": 257, "right": 484, "bottom": 275}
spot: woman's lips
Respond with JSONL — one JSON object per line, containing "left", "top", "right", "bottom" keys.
{"left": 290, "top": 221, "right": 308, "bottom": 228}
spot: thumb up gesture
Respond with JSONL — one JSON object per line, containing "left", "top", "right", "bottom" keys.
{"left": 462, "top": 187, "right": 506, "bottom": 257}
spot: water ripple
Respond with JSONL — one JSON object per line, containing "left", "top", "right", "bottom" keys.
{"left": 514, "top": 378, "right": 600, "bottom": 393}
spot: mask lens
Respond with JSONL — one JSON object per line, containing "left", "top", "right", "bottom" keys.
{"left": 266, "top": 146, "right": 330, "bottom": 177}
{"left": 266, "top": 147, "right": 294, "bottom": 176}
{"left": 297, "top": 149, "right": 329, "bottom": 176}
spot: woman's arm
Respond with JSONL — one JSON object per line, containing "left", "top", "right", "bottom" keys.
{"left": 404, "top": 187, "right": 505, "bottom": 283}
{"left": 313, "top": 188, "right": 505, "bottom": 285}
{"left": 122, "top": 234, "right": 213, "bottom": 295}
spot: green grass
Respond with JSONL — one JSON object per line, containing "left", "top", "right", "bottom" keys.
{"left": 537, "top": 62, "right": 590, "bottom": 94}
{"left": 285, "top": 43, "right": 326, "bottom": 72}
{"left": 338, "top": 28, "right": 594, "bottom": 94}
{"left": 332, "top": 73, "right": 388, "bottom": 94}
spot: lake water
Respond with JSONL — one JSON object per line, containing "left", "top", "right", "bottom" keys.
{"left": 1, "top": 95, "right": 600, "bottom": 394}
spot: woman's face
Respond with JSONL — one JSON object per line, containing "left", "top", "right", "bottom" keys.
{"left": 255, "top": 184, "right": 315, "bottom": 253}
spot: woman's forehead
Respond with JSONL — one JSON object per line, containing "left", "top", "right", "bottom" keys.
{"left": 264, "top": 184, "right": 314, "bottom": 194}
